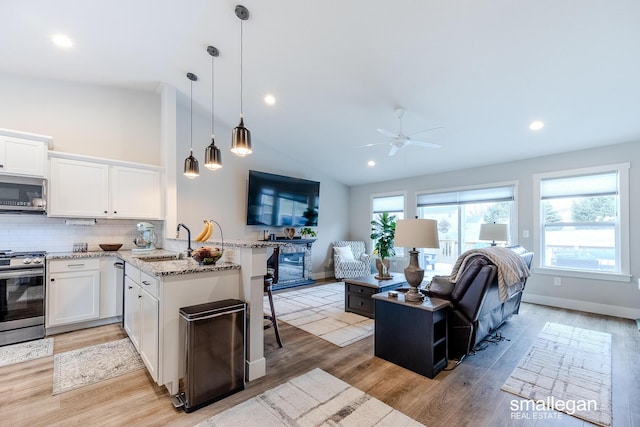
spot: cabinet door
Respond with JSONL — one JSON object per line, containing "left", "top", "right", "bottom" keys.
{"left": 48, "top": 270, "right": 100, "bottom": 326}
{"left": 0, "top": 136, "right": 47, "bottom": 177}
{"left": 48, "top": 157, "right": 109, "bottom": 217}
{"left": 110, "top": 166, "right": 161, "bottom": 219}
{"left": 139, "top": 288, "right": 159, "bottom": 381}
{"left": 100, "top": 257, "right": 123, "bottom": 319}
{"left": 123, "top": 276, "right": 140, "bottom": 349}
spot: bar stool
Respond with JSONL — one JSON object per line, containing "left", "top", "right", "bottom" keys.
{"left": 264, "top": 276, "right": 283, "bottom": 347}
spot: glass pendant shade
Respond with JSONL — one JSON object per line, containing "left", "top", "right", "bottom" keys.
{"left": 184, "top": 149, "right": 199, "bottom": 178}
{"left": 231, "top": 116, "right": 252, "bottom": 157}
{"left": 204, "top": 135, "right": 223, "bottom": 170}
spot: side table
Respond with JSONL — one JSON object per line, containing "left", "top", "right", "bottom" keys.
{"left": 372, "top": 292, "right": 450, "bottom": 378}
{"left": 343, "top": 274, "right": 407, "bottom": 318}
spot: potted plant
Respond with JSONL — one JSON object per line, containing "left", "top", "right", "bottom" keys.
{"left": 370, "top": 212, "right": 396, "bottom": 279}
{"left": 299, "top": 227, "right": 317, "bottom": 238}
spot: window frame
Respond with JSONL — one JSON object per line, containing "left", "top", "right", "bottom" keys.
{"left": 370, "top": 191, "right": 407, "bottom": 258}
{"left": 532, "top": 163, "right": 631, "bottom": 282}
{"left": 415, "top": 181, "right": 519, "bottom": 258}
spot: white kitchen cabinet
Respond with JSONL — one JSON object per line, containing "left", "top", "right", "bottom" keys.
{"left": 48, "top": 152, "right": 163, "bottom": 219}
{"left": 48, "top": 157, "right": 110, "bottom": 217}
{"left": 123, "top": 264, "right": 158, "bottom": 381}
{"left": 111, "top": 166, "right": 161, "bottom": 219}
{"left": 0, "top": 129, "right": 50, "bottom": 178}
{"left": 100, "top": 257, "right": 124, "bottom": 319}
{"left": 47, "top": 259, "right": 101, "bottom": 327}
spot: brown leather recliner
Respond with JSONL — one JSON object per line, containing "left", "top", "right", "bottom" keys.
{"left": 423, "top": 245, "right": 533, "bottom": 359}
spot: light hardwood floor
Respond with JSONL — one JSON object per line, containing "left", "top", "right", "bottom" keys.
{"left": 1, "top": 301, "right": 638, "bottom": 427}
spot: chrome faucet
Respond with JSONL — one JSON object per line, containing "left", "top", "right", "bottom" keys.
{"left": 176, "top": 223, "right": 193, "bottom": 257}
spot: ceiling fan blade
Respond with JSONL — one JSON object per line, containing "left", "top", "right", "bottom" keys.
{"left": 409, "top": 126, "right": 445, "bottom": 137}
{"left": 388, "top": 145, "right": 400, "bottom": 156}
{"left": 355, "top": 141, "right": 389, "bottom": 148}
{"left": 407, "top": 139, "right": 442, "bottom": 149}
{"left": 377, "top": 128, "right": 399, "bottom": 138}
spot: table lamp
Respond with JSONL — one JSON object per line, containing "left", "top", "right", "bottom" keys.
{"left": 394, "top": 218, "right": 440, "bottom": 302}
{"left": 479, "top": 223, "right": 509, "bottom": 246}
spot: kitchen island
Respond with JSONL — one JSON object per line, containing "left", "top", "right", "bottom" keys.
{"left": 118, "top": 253, "right": 242, "bottom": 395}
{"left": 48, "top": 243, "right": 272, "bottom": 396}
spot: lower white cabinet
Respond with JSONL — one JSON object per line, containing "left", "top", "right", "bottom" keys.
{"left": 124, "top": 264, "right": 158, "bottom": 381}
{"left": 100, "top": 257, "right": 124, "bottom": 319}
{"left": 47, "top": 259, "right": 101, "bottom": 327}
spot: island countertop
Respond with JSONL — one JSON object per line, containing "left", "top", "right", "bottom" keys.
{"left": 46, "top": 249, "right": 240, "bottom": 277}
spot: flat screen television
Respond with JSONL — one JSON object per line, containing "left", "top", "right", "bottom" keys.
{"left": 246, "top": 170, "right": 320, "bottom": 227}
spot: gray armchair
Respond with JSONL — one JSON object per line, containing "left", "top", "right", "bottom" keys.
{"left": 333, "top": 240, "right": 371, "bottom": 279}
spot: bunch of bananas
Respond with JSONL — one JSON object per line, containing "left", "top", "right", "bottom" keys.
{"left": 194, "top": 220, "right": 214, "bottom": 242}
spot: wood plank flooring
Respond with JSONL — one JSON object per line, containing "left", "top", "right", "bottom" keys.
{"left": 1, "top": 302, "right": 638, "bottom": 427}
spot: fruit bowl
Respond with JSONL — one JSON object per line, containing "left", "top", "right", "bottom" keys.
{"left": 192, "top": 246, "right": 223, "bottom": 265}
{"left": 99, "top": 243, "right": 123, "bottom": 251}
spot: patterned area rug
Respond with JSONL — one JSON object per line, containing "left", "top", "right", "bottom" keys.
{"left": 52, "top": 338, "right": 144, "bottom": 395}
{"left": 0, "top": 338, "right": 54, "bottom": 368}
{"left": 501, "top": 322, "right": 612, "bottom": 426}
{"left": 195, "top": 368, "right": 423, "bottom": 426}
{"left": 265, "top": 282, "right": 373, "bottom": 347}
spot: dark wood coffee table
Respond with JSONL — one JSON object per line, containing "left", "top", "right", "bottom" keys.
{"left": 343, "top": 274, "right": 407, "bottom": 318}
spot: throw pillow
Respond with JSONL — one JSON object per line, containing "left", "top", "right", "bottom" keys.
{"left": 427, "top": 275, "right": 454, "bottom": 298}
{"left": 334, "top": 246, "right": 355, "bottom": 260}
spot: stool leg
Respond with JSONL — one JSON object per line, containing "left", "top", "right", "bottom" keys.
{"left": 266, "top": 287, "right": 283, "bottom": 348}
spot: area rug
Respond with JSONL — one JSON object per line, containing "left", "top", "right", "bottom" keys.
{"left": 265, "top": 282, "right": 374, "bottom": 347}
{"left": 52, "top": 338, "right": 144, "bottom": 395}
{"left": 501, "top": 322, "right": 612, "bottom": 426}
{"left": 195, "top": 368, "right": 423, "bottom": 426}
{"left": 0, "top": 338, "right": 53, "bottom": 368}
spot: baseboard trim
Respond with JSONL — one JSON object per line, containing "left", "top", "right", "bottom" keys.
{"left": 522, "top": 294, "right": 640, "bottom": 320}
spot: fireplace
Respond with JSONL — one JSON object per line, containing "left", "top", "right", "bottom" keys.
{"left": 267, "top": 239, "right": 316, "bottom": 290}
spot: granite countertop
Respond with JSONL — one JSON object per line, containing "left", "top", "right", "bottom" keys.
{"left": 46, "top": 249, "right": 240, "bottom": 277}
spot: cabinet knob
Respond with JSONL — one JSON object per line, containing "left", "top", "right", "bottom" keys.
{"left": 142, "top": 281, "right": 150, "bottom": 286}
{"left": 104, "top": 210, "right": 108, "bottom": 214}
{"left": 51, "top": 278, "right": 55, "bottom": 282}
{"left": 127, "top": 286, "right": 133, "bottom": 289}
{"left": 138, "top": 295, "right": 142, "bottom": 299}
{"left": 359, "top": 302, "right": 364, "bottom": 306}
{"left": 0, "top": 164, "right": 4, "bottom": 168}
{"left": 113, "top": 211, "right": 117, "bottom": 214}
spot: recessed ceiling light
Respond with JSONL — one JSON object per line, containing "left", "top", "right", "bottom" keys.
{"left": 264, "top": 94, "right": 276, "bottom": 105}
{"left": 52, "top": 34, "right": 73, "bottom": 48}
{"left": 529, "top": 120, "right": 544, "bottom": 131}
{"left": 367, "top": 160, "right": 376, "bottom": 167}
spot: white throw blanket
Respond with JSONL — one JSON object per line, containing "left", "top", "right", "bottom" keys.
{"left": 450, "top": 247, "right": 530, "bottom": 301}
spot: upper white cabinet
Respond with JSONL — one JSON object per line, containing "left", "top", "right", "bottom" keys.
{"left": 0, "top": 129, "right": 51, "bottom": 178}
{"left": 48, "top": 152, "right": 163, "bottom": 219}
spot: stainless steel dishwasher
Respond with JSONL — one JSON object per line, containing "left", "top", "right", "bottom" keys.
{"left": 173, "top": 299, "right": 246, "bottom": 413}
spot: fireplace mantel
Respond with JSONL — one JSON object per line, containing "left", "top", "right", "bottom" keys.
{"left": 267, "top": 239, "right": 316, "bottom": 290}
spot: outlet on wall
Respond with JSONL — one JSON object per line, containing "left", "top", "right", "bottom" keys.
{"left": 553, "top": 277, "right": 562, "bottom": 286}
{"left": 522, "top": 229, "right": 529, "bottom": 238}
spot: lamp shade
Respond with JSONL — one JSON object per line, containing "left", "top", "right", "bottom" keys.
{"left": 230, "top": 117, "right": 252, "bottom": 156}
{"left": 479, "top": 223, "right": 509, "bottom": 242}
{"left": 204, "top": 136, "right": 222, "bottom": 170}
{"left": 394, "top": 218, "right": 440, "bottom": 249}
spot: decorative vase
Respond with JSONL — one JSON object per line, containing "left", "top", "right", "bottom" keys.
{"left": 375, "top": 258, "right": 392, "bottom": 280}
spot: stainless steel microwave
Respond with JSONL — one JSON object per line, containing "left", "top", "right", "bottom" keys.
{"left": 0, "top": 175, "right": 46, "bottom": 214}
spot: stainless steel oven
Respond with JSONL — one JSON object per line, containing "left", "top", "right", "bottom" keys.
{"left": 0, "top": 251, "right": 46, "bottom": 346}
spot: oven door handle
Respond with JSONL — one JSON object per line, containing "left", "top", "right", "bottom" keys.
{"left": 0, "top": 268, "right": 45, "bottom": 280}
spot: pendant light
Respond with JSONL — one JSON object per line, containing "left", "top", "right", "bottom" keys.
{"left": 230, "top": 4, "right": 252, "bottom": 157}
{"left": 183, "top": 72, "right": 199, "bottom": 178}
{"left": 204, "top": 45, "right": 222, "bottom": 170}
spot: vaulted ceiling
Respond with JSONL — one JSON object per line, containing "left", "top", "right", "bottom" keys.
{"left": 2, "top": 0, "right": 640, "bottom": 185}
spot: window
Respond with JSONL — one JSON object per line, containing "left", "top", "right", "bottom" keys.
{"left": 416, "top": 183, "right": 516, "bottom": 271}
{"left": 534, "top": 164, "right": 630, "bottom": 279}
{"left": 371, "top": 193, "right": 405, "bottom": 257}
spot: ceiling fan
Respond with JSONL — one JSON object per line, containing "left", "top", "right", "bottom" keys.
{"left": 367, "top": 107, "right": 443, "bottom": 156}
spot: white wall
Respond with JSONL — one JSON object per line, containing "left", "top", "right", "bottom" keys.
{"left": 173, "top": 92, "right": 350, "bottom": 279}
{"left": 349, "top": 141, "right": 640, "bottom": 318}
{"left": 0, "top": 72, "right": 161, "bottom": 165}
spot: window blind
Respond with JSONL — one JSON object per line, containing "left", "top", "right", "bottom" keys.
{"left": 540, "top": 172, "right": 618, "bottom": 200}
{"left": 416, "top": 185, "right": 514, "bottom": 207}
{"left": 372, "top": 195, "right": 404, "bottom": 213}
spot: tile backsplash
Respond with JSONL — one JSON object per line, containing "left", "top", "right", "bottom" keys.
{"left": 0, "top": 215, "right": 164, "bottom": 253}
